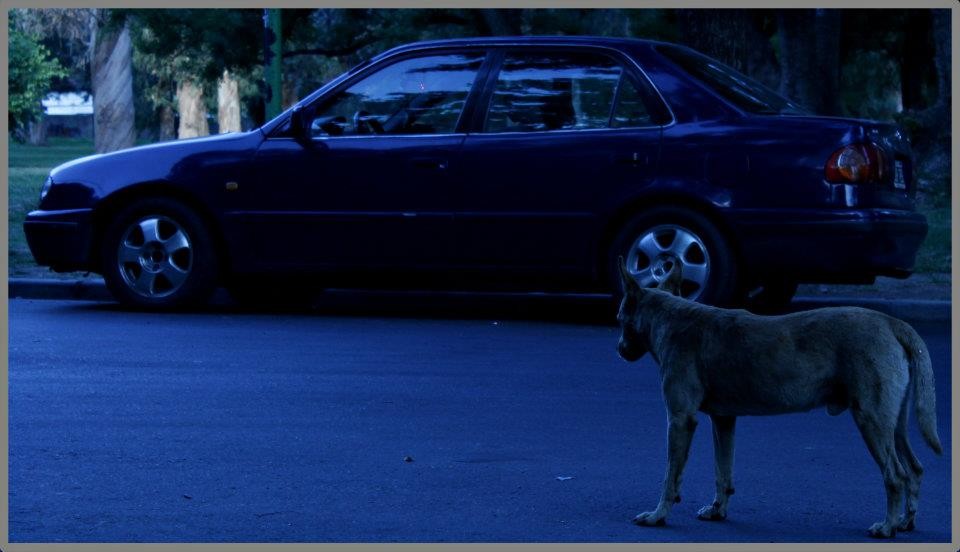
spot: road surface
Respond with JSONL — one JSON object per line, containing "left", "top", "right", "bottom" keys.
{"left": 8, "top": 295, "right": 952, "bottom": 542}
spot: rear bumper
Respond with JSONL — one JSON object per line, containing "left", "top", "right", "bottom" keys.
{"left": 23, "top": 208, "right": 95, "bottom": 272}
{"left": 725, "top": 208, "right": 928, "bottom": 283}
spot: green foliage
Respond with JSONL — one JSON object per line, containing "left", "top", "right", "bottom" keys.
{"left": 8, "top": 13, "right": 67, "bottom": 137}
{"left": 839, "top": 49, "right": 901, "bottom": 121}
{"left": 913, "top": 207, "right": 950, "bottom": 273}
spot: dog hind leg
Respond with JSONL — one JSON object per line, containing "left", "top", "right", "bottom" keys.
{"left": 634, "top": 413, "right": 698, "bottom": 527}
{"left": 698, "top": 415, "right": 736, "bottom": 521}
{"left": 894, "top": 394, "right": 923, "bottom": 532}
{"left": 851, "top": 405, "right": 908, "bottom": 538}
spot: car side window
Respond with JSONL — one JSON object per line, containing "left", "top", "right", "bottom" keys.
{"left": 483, "top": 51, "right": 653, "bottom": 133}
{"left": 611, "top": 73, "right": 654, "bottom": 128}
{"left": 310, "top": 53, "right": 485, "bottom": 137}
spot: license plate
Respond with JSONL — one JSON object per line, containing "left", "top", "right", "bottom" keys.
{"left": 894, "top": 160, "right": 906, "bottom": 189}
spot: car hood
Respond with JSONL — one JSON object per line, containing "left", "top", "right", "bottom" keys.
{"left": 49, "top": 131, "right": 264, "bottom": 187}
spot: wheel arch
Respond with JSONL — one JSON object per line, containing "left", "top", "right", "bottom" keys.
{"left": 598, "top": 191, "right": 746, "bottom": 291}
{"left": 90, "top": 182, "right": 232, "bottom": 282}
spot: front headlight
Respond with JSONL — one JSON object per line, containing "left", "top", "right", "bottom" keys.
{"left": 39, "top": 176, "right": 53, "bottom": 203}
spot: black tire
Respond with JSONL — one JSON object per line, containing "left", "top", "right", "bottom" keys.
{"left": 226, "top": 274, "right": 318, "bottom": 310}
{"left": 745, "top": 279, "right": 798, "bottom": 314}
{"left": 609, "top": 206, "right": 739, "bottom": 307}
{"left": 101, "top": 198, "right": 218, "bottom": 309}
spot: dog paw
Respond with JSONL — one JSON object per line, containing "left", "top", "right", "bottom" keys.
{"left": 897, "top": 515, "right": 916, "bottom": 532}
{"left": 696, "top": 504, "right": 727, "bottom": 521}
{"left": 868, "top": 522, "right": 896, "bottom": 539}
{"left": 632, "top": 511, "right": 666, "bottom": 527}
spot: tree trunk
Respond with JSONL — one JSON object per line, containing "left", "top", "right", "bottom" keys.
{"left": 676, "top": 9, "right": 750, "bottom": 72}
{"left": 177, "top": 80, "right": 209, "bottom": 139}
{"left": 158, "top": 103, "right": 176, "bottom": 141}
{"left": 778, "top": 10, "right": 819, "bottom": 111}
{"left": 813, "top": 9, "right": 842, "bottom": 116}
{"left": 584, "top": 9, "right": 631, "bottom": 37}
{"left": 776, "top": 9, "right": 843, "bottom": 115}
{"left": 282, "top": 77, "right": 298, "bottom": 110}
{"left": 27, "top": 119, "right": 47, "bottom": 146}
{"left": 477, "top": 9, "right": 522, "bottom": 36}
{"left": 91, "top": 14, "right": 135, "bottom": 153}
{"left": 900, "top": 11, "right": 932, "bottom": 111}
{"left": 217, "top": 69, "right": 241, "bottom": 133}
{"left": 931, "top": 9, "right": 950, "bottom": 112}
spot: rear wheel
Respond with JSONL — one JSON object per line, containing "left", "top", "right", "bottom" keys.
{"left": 609, "top": 206, "right": 739, "bottom": 306}
{"left": 101, "top": 198, "right": 218, "bottom": 309}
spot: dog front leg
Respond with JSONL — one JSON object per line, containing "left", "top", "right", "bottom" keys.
{"left": 634, "top": 413, "right": 698, "bottom": 526}
{"left": 698, "top": 414, "right": 736, "bottom": 521}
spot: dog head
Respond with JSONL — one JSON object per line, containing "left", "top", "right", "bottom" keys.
{"left": 616, "top": 256, "right": 683, "bottom": 362}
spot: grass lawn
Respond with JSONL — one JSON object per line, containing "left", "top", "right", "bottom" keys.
{"left": 8, "top": 137, "right": 95, "bottom": 278}
{"left": 6, "top": 137, "right": 952, "bottom": 279}
{"left": 913, "top": 205, "right": 951, "bottom": 274}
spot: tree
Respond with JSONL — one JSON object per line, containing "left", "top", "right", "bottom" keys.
{"left": 217, "top": 70, "right": 241, "bottom": 133}
{"left": 90, "top": 9, "right": 136, "bottom": 153}
{"left": 176, "top": 80, "right": 208, "bottom": 138}
{"left": 675, "top": 9, "right": 779, "bottom": 90}
{"left": 11, "top": 8, "right": 91, "bottom": 92}
{"left": 777, "top": 10, "right": 845, "bottom": 115}
{"left": 8, "top": 11, "right": 67, "bottom": 143}
{"left": 129, "top": 9, "right": 263, "bottom": 137}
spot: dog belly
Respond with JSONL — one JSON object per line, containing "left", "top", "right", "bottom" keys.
{"left": 699, "top": 381, "right": 835, "bottom": 417}
{"left": 700, "top": 397, "right": 827, "bottom": 417}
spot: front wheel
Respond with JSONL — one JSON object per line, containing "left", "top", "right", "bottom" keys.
{"left": 610, "top": 207, "right": 739, "bottom": 306}
{"left": 101, "top": 198, "right": 218, "bottom": 309}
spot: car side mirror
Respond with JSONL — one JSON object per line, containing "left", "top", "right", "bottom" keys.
{"left": 289, "top": 106, "right": 310, "bottom": 143}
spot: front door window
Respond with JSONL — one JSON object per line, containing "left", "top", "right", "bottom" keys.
{"left": 310, "top": 53, "right": 485, "bottom": 137}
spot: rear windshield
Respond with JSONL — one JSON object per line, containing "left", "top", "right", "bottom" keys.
{"left": 657, "top": 44, "right": 809, "bottom": 116}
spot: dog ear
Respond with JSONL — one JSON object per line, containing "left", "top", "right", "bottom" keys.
{"left": 618, "top": 256, "right": 642, "bottom": 296}
{"left": 657, "top": 260, "right": 683, "bottom": 297}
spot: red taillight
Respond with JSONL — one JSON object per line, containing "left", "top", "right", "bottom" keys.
{"left": 825, "top": 143, "right": 886, "bottom": 183}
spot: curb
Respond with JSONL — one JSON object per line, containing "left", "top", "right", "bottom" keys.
{"left": 8, "top": 278, "right": 951, "bottom": 324}
{"left": 10, "top": 278, "right": 113, "bottom": 302}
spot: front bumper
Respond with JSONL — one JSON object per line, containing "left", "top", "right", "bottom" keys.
{"left": 23, "top": 208, "right": 95, "bottom": 272}
{"left": 725, "top": 208, "right": 928, "bottom": 283}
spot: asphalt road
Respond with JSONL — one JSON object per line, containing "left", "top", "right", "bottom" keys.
{"left": 8, "top": 295, "right": 952, "bottom": 543}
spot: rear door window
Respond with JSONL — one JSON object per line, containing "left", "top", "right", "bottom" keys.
{"left": 483, "top": 51, "right": 656, "bottom": 133}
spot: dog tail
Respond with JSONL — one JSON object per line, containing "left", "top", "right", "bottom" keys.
{"left": 895, "top": 321, "right": 942, "bottom": 455}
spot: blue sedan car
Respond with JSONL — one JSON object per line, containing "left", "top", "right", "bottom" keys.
{"left": 24, "top": 36, "right": 928, "bottom": 309}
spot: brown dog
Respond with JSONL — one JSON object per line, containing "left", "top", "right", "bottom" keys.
{"left": 615, "top": 258, "right": 941, "bottom": 538}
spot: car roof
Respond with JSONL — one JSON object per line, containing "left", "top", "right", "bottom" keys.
{"left": 372, "top": 35, "right": 674, "bottom": 60}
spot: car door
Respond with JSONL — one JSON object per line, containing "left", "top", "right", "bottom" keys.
{"left": 230, "top": 50, "right": 488, "bottom": 271}
{"left": 455, "top": 48, "right": 666, "bottom": 275}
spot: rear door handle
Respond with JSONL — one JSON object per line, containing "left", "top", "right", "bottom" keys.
{"left": 614, "top": 152, "right": 646, "bottom": 166}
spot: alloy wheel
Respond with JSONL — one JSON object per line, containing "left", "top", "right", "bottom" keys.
{"left": 116, "top": 215, "right": 193, "bottom": 299}
{"left": 625, "top": 224, "right": 710, "bottom": 301}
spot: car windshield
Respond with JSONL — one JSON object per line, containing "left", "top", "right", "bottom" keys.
{"left": 657, "top": 45, "right": 809, "bottom": 116}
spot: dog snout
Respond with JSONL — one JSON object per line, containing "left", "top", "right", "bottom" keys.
{"left": 617, "top": 338, "right": 644, "bottom": 362}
